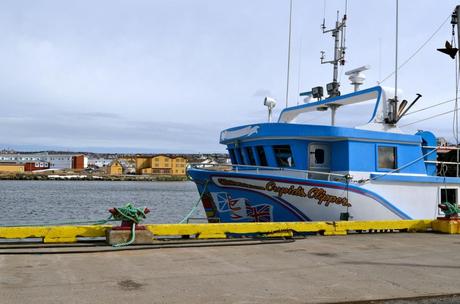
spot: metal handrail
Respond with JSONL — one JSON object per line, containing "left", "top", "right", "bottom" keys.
{"left": 188, "top": 163, "right": 347, "bottom": 181}
{"left": 422, "top": 145, "right": 460, "bottom": 150}
{"left": 422, "top": 146, "right": 460, "bottom": 177}
{"left": 425, "top": 160, "right": 460, "bottom": 165}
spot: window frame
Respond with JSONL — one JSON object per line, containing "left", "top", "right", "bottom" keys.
{"left": 235, "top": 148, "right": 244, "bottom": 165}
{"left": 438, "top": 187, "right": 459, "bottom": 215}
{"left": 255, "top": 146, "right": 268, "bottom": 166}
{"left": 245, "top": 147, "right": 256, "bottom": 166}
{"left": 273, "top": 145, "right": 295, "bottom": 168}
{"left": 376, "top": 145, "right": 397, "bottom": 171}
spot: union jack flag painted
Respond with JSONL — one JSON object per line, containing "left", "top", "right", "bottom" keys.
{"left": 211, "top": 192, "right": 231, "bottom": 212}
{"left": 229, "top": 197, "right": 249, "bottom": 220}
{"left": 246, "top": 204, "right": 273, "bottom": 222}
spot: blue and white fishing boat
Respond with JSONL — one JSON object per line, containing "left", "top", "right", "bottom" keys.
{"left": 187, "top": 5, "right": 460, "bottom": 223}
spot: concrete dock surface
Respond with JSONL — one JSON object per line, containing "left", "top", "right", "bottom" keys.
{"left": 1, "top": 233, "right": 460, "bottom": 304}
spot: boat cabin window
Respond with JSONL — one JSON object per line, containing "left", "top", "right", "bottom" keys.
{"left": 235, "top": 148, "right": 244, "bottom": 164}
{"left": 378, "top": 146, "right": 396, "bottom": 170}
{"left": 274, "top": 145, "right": 295, "bottom": 168}
{"left": 228, "top": 149, "right": 237, "bottom": 164}
{"left": 245, "top": 147, "right": 256, "bottom": 165}
{"left": 256, "top": 146, "right": 268, "bottom": 166}
{"left": 314, "top": 148, "right": 325, "bottom": 164}
{"left": 441, "top": 188, "right": 458, "bottom": 206}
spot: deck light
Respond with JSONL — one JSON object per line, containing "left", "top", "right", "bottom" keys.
{"left": 311, "top": 86, "right": 324, "bottom": 100}
{"left": 326, "top": 81, "right": 340, "bottom": 97}
{"left": 264, "top": 97, "right": 277, "bottom": 122}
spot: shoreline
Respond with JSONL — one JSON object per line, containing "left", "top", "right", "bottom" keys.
{"left": 0, "top": 174, "right": 188, "bottom": 182}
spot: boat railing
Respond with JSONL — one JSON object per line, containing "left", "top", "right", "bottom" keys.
{"left": 188, "top": 163, "right": 348, "bottom": 182}
{"left": 422, "top": 145, "right": 460, "bottom": 150}
{"left": 422, "top": 145, "right": 460, "bottom": 176}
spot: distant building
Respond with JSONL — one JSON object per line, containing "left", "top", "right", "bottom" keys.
{"left": 72, "top": 155, "right": 87, "bottom": 170}
{"left": 88, "top": 158, "right": 113, "bottom": 168}
{"left": 0, "top": 163, "right": 24, "bottom": 173}
{"left": 107, "top": 160, "right": 123, "bottom": 176}
{"left": 0, "top": 153, "right": 87, "bottom": 170}
{"left": 135, "top": 155, "right": 187, "bottom": 176}
{"left": 24, "top": 162, "right": 50, "bottom": 171}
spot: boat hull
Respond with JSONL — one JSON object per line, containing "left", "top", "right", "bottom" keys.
{"left": 188, "top": 168, "right": 441, "bottom": 222}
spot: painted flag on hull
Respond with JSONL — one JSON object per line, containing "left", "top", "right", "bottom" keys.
{"left": 229, "top": 197, "right": 250, "bottom": 220}
{"left": 211, "top": 192, "right": 231, "bottom": 212}
{"left": 246, "top": 204, "right": 273, "bottom": 222}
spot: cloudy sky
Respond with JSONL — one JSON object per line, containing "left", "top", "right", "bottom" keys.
{"left": 1, "top": 0, "right": 460, "bottom": 153}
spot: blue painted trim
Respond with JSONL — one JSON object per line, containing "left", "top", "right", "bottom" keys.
{"left": 188, "top": 167, "right": 412, "bottom": 220}
{"left": 213, "top": 184, "right": 310, "bottom": 221}
{"left": 272, "top": 196, "right": 311, "bottom": 221}
{"left": 370, "top": 174, "right": 460, "bottom": 184}
{"left": 368, "top": 87, "right": 383, "bottom": 123}
{"left": 278, "top": 86, "right": 382, "bottom": 122}
{"left": 211, "top": 171, "right": 412, "bottom": 220}
{"left": 220, "top": 123, "right": 422, "bottom": 145}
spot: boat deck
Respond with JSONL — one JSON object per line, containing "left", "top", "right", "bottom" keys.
{"left": 1, "top": 233, "right": 460, "bottom": 303}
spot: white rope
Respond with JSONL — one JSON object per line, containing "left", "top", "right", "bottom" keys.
{"left": 357, "top": 148, "right": 438, "bottom": 184}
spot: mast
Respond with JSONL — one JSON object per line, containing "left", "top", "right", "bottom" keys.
{"left": 394, "top": 0, "right": 399, "bottom": 101}
{"left": 320, "top": 10, "right": 347, "bottom": 126}
{"left": 285, "top": 0, "right": 293, "bottom": 108}
{"left": 384, "top": 0, "right": 400, "bottom": 125}
{"left": 320, "top": 10, "right": 347, "bottom": 99}
{"left": 455, "top": 5, "right": 460, "bottom": 177}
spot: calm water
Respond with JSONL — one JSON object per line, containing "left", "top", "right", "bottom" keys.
{"left": 0, "top": 180, "right": 205, "bottom": 226}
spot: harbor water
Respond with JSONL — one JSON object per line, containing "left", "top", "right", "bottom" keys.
{"left": 0, "top": 180, "right": 204, "bottom": 226}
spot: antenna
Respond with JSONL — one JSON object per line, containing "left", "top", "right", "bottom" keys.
{"left": 384, "top": 0, "right": 400, "bottom": 125}
{"left": 394, "top": 0, "right": 399, "bottom": 101}
{"left": 320, "top": 10, "right": 347, "bottom": 98}
{"left": 285, "top": 0, "right": 293, "bottom": 108}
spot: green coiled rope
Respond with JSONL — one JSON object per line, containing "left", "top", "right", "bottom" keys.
{"left": 110, "top": 203, "right": 148, "bottom": 224}
{"left": 110, "top": 203, "right": 148, "bottom": 247}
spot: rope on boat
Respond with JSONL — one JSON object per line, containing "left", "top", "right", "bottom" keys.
{"left": 355, "top": 147, "right": 438, "bottom": 184}
{"left": 179, "top": 179, "right": 209, "bottom": 224}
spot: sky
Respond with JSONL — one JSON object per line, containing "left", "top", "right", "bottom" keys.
{"left": 1, "top": 0, "right": 460, "bottom": 153}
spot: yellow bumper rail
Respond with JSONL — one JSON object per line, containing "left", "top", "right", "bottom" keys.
{"left": 0, "top": 219, "right": 439, "bottom": 243}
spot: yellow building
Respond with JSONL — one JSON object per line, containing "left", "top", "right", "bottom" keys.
{"left": 107, "top": 160, "right": 123, "bottom": 176}
{"left": 0, "top": 163, "right": 25, "bottom": 173}
{"left": 135, "top": 155, "right": 187, "bottom": 176}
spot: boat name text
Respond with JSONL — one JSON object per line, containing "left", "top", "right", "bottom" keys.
{"left": 217, "top": 178, "right": 351, "bottom": 207}
{"left": 307, "top": 187, "right": 351, "bottom": 207}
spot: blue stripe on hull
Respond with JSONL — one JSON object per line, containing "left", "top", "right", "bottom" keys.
{"left": 189, "top": 168, "right": 412, "bottom": 222}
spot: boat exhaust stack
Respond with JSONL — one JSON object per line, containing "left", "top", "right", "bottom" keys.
{"left": 385, "top": 93, "right": 422, "bottom": 125}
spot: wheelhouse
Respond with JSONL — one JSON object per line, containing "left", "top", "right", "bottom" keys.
{"left": 222, "top": 123, "right": 437, "bottom": 178}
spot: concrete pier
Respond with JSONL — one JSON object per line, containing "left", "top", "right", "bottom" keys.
{"left": 1, "top": 233, "right": 460, "bottom": 303}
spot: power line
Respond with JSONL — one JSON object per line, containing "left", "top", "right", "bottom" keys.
{"left": 379, "top": 13, "right": 451, "bottom": 84}
{"left": 400, "top": 107, "right": 460, "bottom": 127}
{"left": 404, "top": 97, "right": 456, "bottom": 116}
